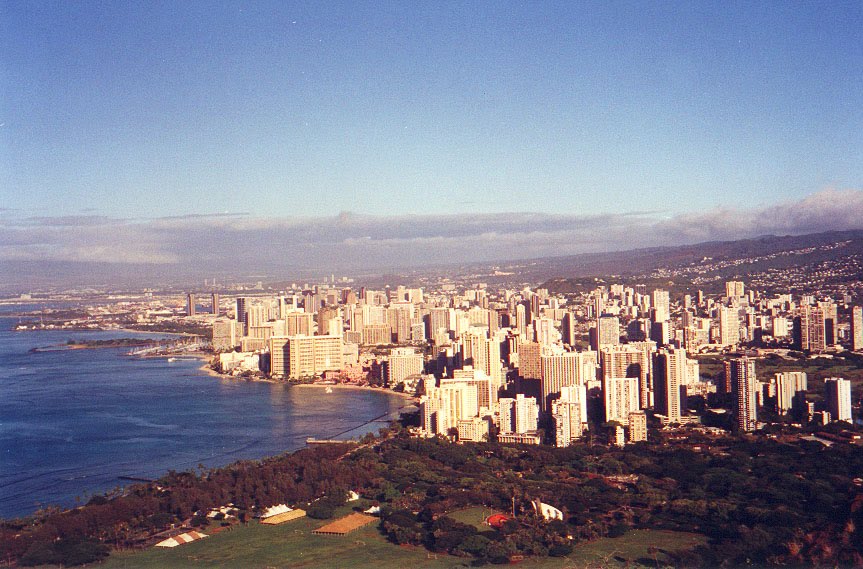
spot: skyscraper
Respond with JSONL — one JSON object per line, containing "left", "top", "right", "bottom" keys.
{"left": 649, "top": 320, "right": 671, "bottom": 347}
{"left": 726, "top": 358, "right": 757, "bottom": 432}
{"left": 653, "top": 348, "right": 688, "bottom": 423}
{"left": 652, "top": 289, "right": 670, "bottom": 322}
{"left": 821, "top": 302, "right": 838, "bottom": 346}
{"left": 212, "top": 318, "right": 238, "bottom": 351}
{"left": 460, "top": 331, "right": 503, "bottom": 389}
{"left": 603, "top": 376, "right": 639, "bottom": 423}
{"left": 236, "top": 297, "right": 250, "bottom": 334}
{"left": 386, "top": 347, "right": 424, "bottom": 387}
{"left": 852, "top": 306, "right": 863, "bottom": 351}
{"left": 211, "top": 292, "right": 220, "bottom": 315}
{"left": 269, "top": 335, "right": 344, "bottom": 379}
{"left": 317, "top": 306, "right": 340, "bottom": 337}
{"left": 515, "top": 303, "right": 529, "bottom": 337}
{"left": 591, "top": 316, "right": 620, "bottom": 351}
{"left": 421, "top": 382, "right": 479, "bottom": 436}
{"left": 794, "top": 305, "right": 826, "bottom": 352}
{"left": 824, "top": 377, "right": 852, "bottom": 422}
{"left": 498, "top": 394, "right": 539, "bottom": 435}
{"left": 427, "top": 307, "right": 453, "bottom": 339}
{"left": 725, "top": 281, "right": 745, "bottom": 299}
{"left": 552, "top": 386, "right": 586, "bottom": 448}
{"left": 284, "top": 312, "right": 315, "bottom": 336}
{"left": 774, "top": 371, "right": 807, "bottom": 413}
{"left": 718, "top": 306, "right": 739, "bottom": 347}
{"left": 561, "top": 311, "right": 577, "bottom": 347}
{"left": 533, "top": 317, "right": 555, "bottom": 346}
{"left": 540, "top": 352, "right": 581, "bottom": 413}
{"left": 186, "top": 293, "right": 196, "bottom": 316}
{"left": 449, "top": 367, "right": 497, "bottom": 410}
{"left": 600, "top": 343, "right": 654, "bottom": 408}
{"left": 518, "top": 341, "right": 544, "bottom": 381}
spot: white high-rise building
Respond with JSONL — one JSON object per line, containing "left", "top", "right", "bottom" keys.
{"left": 719, "top": 306, "right": 739, "bottom": 347}
{"left": 449, "top": 367, "right": 497, "bottom": 410}
{"left": 269, "top": 334, "right": 344, "bottom": 380}
{"left": 824, "top": 377, "right": 852, "bottom": 423}
{"left": 552, "top": 398, "right": 583, "bottom": 447}
{"left": 652, "top": 290, "right": 670, "bottom": 322}
{"left": 284, "top": 312, "right": 315, "bottom": 336}
{"left": 852, "top": 306, "right": 863, "bottom": 351}
{"left": 725, "top": 281, "right": 745, "bottom": 299}
{"left": 653, "top": 348, "right": 689, "bottom": 423}
{"left": 540, "top": 352, "right": 580, "bottom": 413}
{"left": 420, "top": 382, "right": 479, "bottom": 436}
{"left": 386, "top": 347, "right": 424, "bottom": 386}
{"left": 772, "top": 316, "right": 789, "bottom": 338}
{"left": 552, "top": 385, "right": 588, "bottom": 447}
{"left": 459, "top": 330, "right": 503, "bottom": 389}
{"left": 533, "top": 317, "right": 556, "bottom": 346}
{"left": 593, "top": 316, "right": 620, "bottom": 350}
{"left": 498, "top": 394, "right": 538, "bottom": 435}
{"left": 600, "top": 343, "right": 654, "bottom": 409}
{"left": 604, "top": 376, "right": 639, "bottom": 423}
{"left": 212, "top": 318, "right": 239, "bottom": 351}
{"left": 774, "top": 371, "right": 807, "bottom": 413}
{"left": 457, "top": 416, "right": 491, "bottom": 442}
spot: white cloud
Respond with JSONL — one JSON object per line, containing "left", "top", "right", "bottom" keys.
{"left": 1, "top": 188, "right": 861, "bottom": 274}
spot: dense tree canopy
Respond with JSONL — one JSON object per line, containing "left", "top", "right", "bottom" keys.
{"left": 3, "top": 433, "right": 863, "bottom": 566}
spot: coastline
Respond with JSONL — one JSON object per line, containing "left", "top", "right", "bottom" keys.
{"left": 190, "top": 363, "right": 419, "bottom": 402}
{"left": 178, "top": 353, "right": 419, "bottom": 402}
{"left": 2, "top": 321, "right": 418, "bottom": 521}
{"left": 115, "top": 326, "right": 203, "bottom": 337}
{"left": 293, "top": 382, "right": 418, "bottom": 402}
{"left": 197, "top": 359, "right": 225, "bottom": 379}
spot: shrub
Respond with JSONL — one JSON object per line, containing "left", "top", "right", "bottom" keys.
{"left": 608, "top": 522, "right": 629, "bottom": 538}
{"left": 19, "top": 538, "right": 109, "bottom": 567}
{"left": 306, "top": 503, "right": 336, "bottom": 519}
{"left": 549, "top": 543, "right": 573, "bottom": 557}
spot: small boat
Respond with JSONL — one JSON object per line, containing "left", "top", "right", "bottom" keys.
{"left": 167, "top": 357, "right": 177, "bottom": 362}
{"left": 324, "top": 386, "right": 333, "bottom": 394}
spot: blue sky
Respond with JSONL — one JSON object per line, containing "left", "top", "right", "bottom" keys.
{"left": 1, "top": 2, "right": 862, "bottom": 277}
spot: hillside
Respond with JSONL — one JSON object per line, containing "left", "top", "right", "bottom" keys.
{"left": 535, "top": 229, "right": 863, "bottom": 295}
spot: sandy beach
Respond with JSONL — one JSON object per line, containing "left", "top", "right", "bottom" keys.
{"left": 293, "top": 382, "right": 418, "bottom": 401}
{"left": 197, "top": 360, "right": 225, "bottom": 378}
{"left": 146, "top": 350, "right": 419, "bottom": 401}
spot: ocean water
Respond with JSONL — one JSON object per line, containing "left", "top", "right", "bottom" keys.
{"left": 0, "top": 315, "right": 408, "bottom": 519}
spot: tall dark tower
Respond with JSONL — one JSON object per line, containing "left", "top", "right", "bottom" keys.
{"left": 236, "top": 297, "right": 249, "bottom": 335}
{"left": 725, "top": 358, "right": 757, "bottom": 432}
{"left": 186, "top": 293, "right": 196, "bottom": 316}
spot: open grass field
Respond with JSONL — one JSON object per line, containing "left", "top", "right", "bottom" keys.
{"left": 566, "top": 529, "right": 707, "bottom": 568}
{"left": 99, "top": 513, "right": 467, "bottom": 569}
{"left": 446, "top": 506, "right": 503, "bottom": 530}
{"left": 95, "top": 507, "right": 706, "bottom": 569}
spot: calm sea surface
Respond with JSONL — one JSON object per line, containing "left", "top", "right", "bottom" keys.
{"left": 0, "top": 313, "right": 408, "bottom": 519}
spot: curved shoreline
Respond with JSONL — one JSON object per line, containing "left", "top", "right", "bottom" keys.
{"left": 292, "top": 382, "right": 418, "bottom": 401}
{"left": 1, "top": 326, "right": 415, "bottom": 520}
{"left": 185, "top": 354, "right": 418, "bottom": 403}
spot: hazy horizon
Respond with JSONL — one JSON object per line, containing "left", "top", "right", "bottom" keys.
{"left": 2, "top": 3, "right": 862, "bottom": 288}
